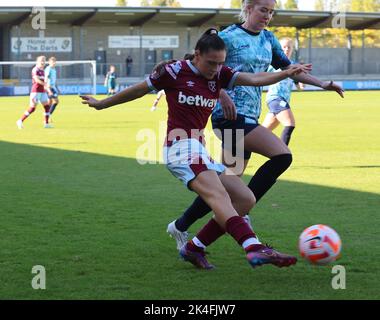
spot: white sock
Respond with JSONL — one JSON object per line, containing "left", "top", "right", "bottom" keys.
{"left": 242, "top": 237, "right": 261, "bottom": 250}
{"left": 192, "top": 237, "right": 206, "bottom": 249}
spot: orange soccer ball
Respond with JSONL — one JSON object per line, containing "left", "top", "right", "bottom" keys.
{"left": 299, "top": 224, "right": 342, "bottom": 265}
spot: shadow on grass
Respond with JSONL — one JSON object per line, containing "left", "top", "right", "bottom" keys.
{"left": 0, "top": 141, "right": 379, "bottom": 300}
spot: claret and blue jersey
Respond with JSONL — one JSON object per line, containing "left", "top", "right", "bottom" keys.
{"left": 212, "top": 24, "right": 291, "bottom": 122}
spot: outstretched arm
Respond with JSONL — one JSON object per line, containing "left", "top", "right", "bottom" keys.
{"left": 80, "top": 81, "right": 151, "bottom": 110}
{"left": 285, "top": 66, "right": 344, "bottom": 98}
{"left": 235, "top": 64, "right": 312, "bottom": 87}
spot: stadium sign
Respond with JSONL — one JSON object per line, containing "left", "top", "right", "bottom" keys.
{"left": 11, "top": 37, "right": 72, "bottom": 53}
{"left": 109, "top": 35, "right": 179, "bottom": 49}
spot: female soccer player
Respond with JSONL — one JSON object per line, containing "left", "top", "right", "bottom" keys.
{"left": 262, "top": 38, "right": 305, "bottom": 145}
{"left": 16, "top": 55, "right": 52, "bottom": 129}
{"left": 80, "top": 29, "right": 309, "bottom": 269}
{"left": 167, "top": 0, "right": 344, "bottom": 252}
{"left": 45, "top": 56, "right": 60, "bottom": 118}
{"left": 104, "top": 65, "right": 117, "bottom": 96}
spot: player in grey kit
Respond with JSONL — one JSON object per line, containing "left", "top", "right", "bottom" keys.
{"left": 262, "top": 37, "right": 305, "bottom": 145}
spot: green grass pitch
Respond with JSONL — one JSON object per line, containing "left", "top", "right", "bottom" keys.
{"left": 0, "top": 91, "right": 379, "bottom": 300}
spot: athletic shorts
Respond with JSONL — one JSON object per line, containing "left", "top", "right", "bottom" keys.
{"left": 163, "top": 138, "right": 226, "bottom": 190}
{"left": 211, "top": 114, "right": 259, "bottom": 160}
{"left": 108, "top": 80, "right": 116, "bottom": 90}
{"left": 267, "top": 98, "right": 291, "bottom": 115}
{"left": 30, "top": 92, "right": 49, "bottom": 106}
{"left": 48, "top": 87, "right": 59, "bottom": 99}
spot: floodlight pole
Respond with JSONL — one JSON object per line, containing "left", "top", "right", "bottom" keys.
{"left": 295, "top": 29, "right": 300, "bottom": 62}
{"left": 361, "top": 30, "right": 365, "bottom": 76}
{"left": 347, "top": 31, "right": 352, "bottom": 75}
{"left": 308, "top": 29, "right": 312, "bottom": 65}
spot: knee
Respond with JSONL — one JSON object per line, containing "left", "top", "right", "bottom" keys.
{"left": 281, "top": 153, "right": 293, "bottom": 169}
{"left": 272, "top": 153, "right": 293, "bottom": 172}
{"left": 239, "top": 190, "right": 256, "bottom": 214}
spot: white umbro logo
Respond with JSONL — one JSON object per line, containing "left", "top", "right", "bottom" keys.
{"left": 187, "top": 81, "right": 195, "bottom": 87}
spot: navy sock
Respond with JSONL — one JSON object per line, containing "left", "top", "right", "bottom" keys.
{"left": 49, "top": 103, "right": 58, "bottom": 115}
{"left": 247, "top": 153, "right": 293, "bottom": 202}
{"left": 281, "top": 126, "right": 295, "bottom": 146}
{"left": 175, "top": 196, "right": 211, "bottom": 232}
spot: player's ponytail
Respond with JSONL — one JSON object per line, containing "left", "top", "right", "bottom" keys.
{"left": 152, "top": 59, "right": 177, "bottom": 76}
{"left": 183, "top": 53, "right": 195, "bottom": 61}
{"left": 194, "top": 28, "right": 225, "bottom": 55}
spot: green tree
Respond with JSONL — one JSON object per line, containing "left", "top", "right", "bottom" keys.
{"left": 275, "top": 0, "right": 283, "bottom": 9}
{"left": 349, "top": 0, "right": 380, "bottom": 12}
{"left": 315, "top": 0, "right": 325, "bottom": 10}
{"left": 283, "top": 0, "right": 298, "bottom": 10}
{"left": 230, "top": 0, "right": 242, "bottom": 9}
{"left": 151, "top": 0, "right": 181, "bottom": 6}
{"left": 116, "top": 0, "right": 127, "bottom": 5}
{"left": 140, "top": 0, "right": 151, "bottom": 5}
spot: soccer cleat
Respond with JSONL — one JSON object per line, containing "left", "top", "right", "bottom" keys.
{"left": 246, "top": 244, "right": 297, "bottom": 269}
{"left": 44, "top": 123, "right": 54, "bottom": 128}
{"left": 179, "top": 244, "right": 214, "bottom": 270}
{"left": 167, "top": 221, "right": 189, "bottom": 250}
{"left": 16, "top": 119, "right": 23, "bottom": 129}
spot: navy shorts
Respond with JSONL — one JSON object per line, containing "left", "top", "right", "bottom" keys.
{"left": 108, "top": 80, "right": 116, "bottom": 90}
{"left": 212, "top": 114, "right": 259, "bottom": 160}
{"left": 48, "top": 87, "right": 58, "bottom": 99}
{"left": 267, "top": 98, "right": 290, "bottom": 115}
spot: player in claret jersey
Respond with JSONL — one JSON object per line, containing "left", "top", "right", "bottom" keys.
{"left": 16, "top": 55, "right": 52, "bottom": 129}
{"left": 80, "top": 28, "right": 309, "bottom": 270}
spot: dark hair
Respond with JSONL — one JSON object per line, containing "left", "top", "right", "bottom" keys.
{"left": 194, "top": 28, "right": 225, "bottom": 55}
{"left": 183, "top": 53, "right": 194, "bottom": 60}
{"left": 151, "top": 29, "right": 225, "bottom": 75}
{"left": 151, "top": 59, "right": 176, "bottom": 76}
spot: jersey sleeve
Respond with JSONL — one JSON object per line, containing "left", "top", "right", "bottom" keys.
{"left": 44, "top": 67, "right": 51, "bottom": 84}
{"left": 270, "top": 34, "right": 292, "bottom": 70}
{"left": 146, "top": 61, "right": 180, "bottom": 92}
{"left": 219, "top": 65, "right": 239, "bottom": 90}
{"left": 31, "top": 67, "right": 37, "bottom": 78}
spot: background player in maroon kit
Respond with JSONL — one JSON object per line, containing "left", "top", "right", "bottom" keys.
{"left": 80, "top": 29, "right": 310, "bottom": 270}
{"left": 16, "top": 55, "right": 52, "bottom": 129}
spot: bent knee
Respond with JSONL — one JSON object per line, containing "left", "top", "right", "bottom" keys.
{"left": 239, "top": 190, "right": 256, "bottom": 213}
{"left": 275, "top": 152, "right": 293, "bottom": 164}
{"left": 281, "top": 152, "right": 292, "bottom": 162}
